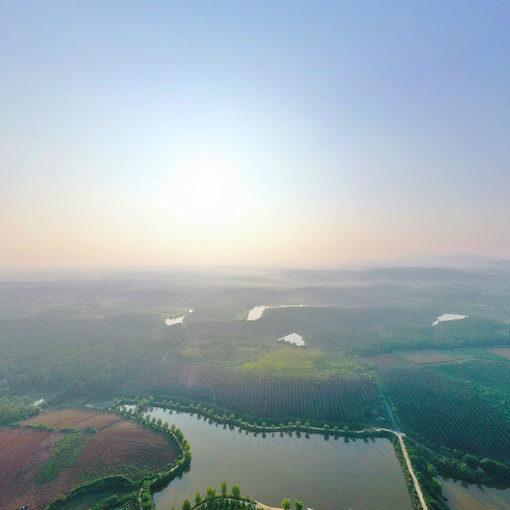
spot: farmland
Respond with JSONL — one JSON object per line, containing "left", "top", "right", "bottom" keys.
{"left": 381, "top": 366, "right": 510, "bottom": 460}
{"left": 23, "top": 408, "right": 123, "bottom": 430}
{"left": 3, "top": 268, "right": 510, "bottom": 507}
{"left": 136, "top": 359, "right": 381, "bottom": 424}
{"left": 0, "top": 409, "right": 179, "bottom": 510}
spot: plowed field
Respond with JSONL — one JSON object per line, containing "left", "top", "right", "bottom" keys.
{"left": 22, "top": 408, "right": 122, "bottom": 430}
{"left": 1, "top": 410, "right": 178, "bottom": 510}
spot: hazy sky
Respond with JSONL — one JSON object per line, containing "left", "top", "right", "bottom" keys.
{"left": 1, "top": 1, "right": 509, "bottom": 268}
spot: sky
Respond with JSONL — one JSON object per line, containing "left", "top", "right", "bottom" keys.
{"left": 1, "top": 1, "right": 509, "bottom": 269}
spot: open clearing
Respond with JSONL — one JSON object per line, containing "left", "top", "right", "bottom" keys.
{"left": 399, "top": 350, "right": 454, "bottom": 364}
{"left": 487, "top": 347, "right": 510, "bottom": 360}
{"left": 364, "top": 353, "right": 409, "bottom": 368}
{"left": 23, "top": 408, "right": 123, "bottom": 430}
{"left": 1, "top": 410, "right": 178, "bottom": 510}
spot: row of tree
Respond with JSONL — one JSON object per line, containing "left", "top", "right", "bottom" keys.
{"left": 172, "top": 483, "right": 304, "bottom": 510}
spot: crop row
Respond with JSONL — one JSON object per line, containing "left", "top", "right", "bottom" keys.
{"left": 381, "top": 367, "right": 510, "bottom": 460}
{"left": 136, "top": 360, "right": 379, "bottom": 423}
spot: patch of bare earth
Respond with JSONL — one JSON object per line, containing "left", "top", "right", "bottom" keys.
{"left": 22, "top": 409, "right": 123, "bottom": 430}
{"left": 3, "top": 412, "right": 179, "bottom": 510}
{"left": 364, "top": 353, "right": 408, "bottom": 367}
{"left": 487, "top": 348, "right": 510, "bottom": 360}
{"left": 72, "top": 420, "right": 178, "bottom": 481}
{"left": 399, "top": 350, "right": 454, "bottom": 364}
{"left": 0, "top": 427, "right": 66, "bottom": 510}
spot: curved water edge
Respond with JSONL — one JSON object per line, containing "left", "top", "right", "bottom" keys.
{"left": 278, "top": 332, "right": 305, "bottom": 346}
{"left": 138, "top": 406, "right": 414, "bottom": 510}
{"left": 432, "top": 313, "right": 467, "bottom": 326}
{"left": 440, "top": 477, "right": 510, "bottom": 510}
{"left": 166, "top": 309, "right": 194, "bottom": 326}
{"left": 246, "top": 305, "right": 309, "bottom": 321}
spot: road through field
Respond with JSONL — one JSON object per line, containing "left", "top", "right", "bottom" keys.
{"left": 396, "top": 432, "right": 429, "bottom": 510}
{"left": 380, "top": 400, "right": 428, "bottom": 510}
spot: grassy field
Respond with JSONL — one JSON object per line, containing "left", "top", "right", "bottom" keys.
{"left": 243, "top": 345, "right": 370, "bottom": 375}
{"left": 37, "top": 430, "right": 92, "bottom": 482}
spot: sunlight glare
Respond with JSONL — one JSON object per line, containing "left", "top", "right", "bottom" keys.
{"left": 162, "top": 157, "right": 252, "bottom": 225}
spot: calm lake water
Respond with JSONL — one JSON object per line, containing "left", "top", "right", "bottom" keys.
{"left": 278, "top": 332, "right": 305, "bottom": 346}
{"left": 432, "top": 313, "right": 467, "bottom": 326}
{"left": 165, "top": 309, "right": 194, "bottom": 326}
{"left": 246, "top": 305, "right": 307, "bottom": 321}
{"left": 441, "top": 478, "right": 510, "bottom": 510}
{"left": 147, "top": 407, "right": 413, "bottom": 510}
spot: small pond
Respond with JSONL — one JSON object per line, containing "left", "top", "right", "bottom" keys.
{"left": 432, "top": 313, "right": 467, "bottom": 326}
{"left": 166, "top": 309, "right": 194, "bottom": 326}
{"left": 278, "top": 332, "right": 305, "bottom": 346}
{"left": 246, "top": 305, "right": 307, "bottom": 321}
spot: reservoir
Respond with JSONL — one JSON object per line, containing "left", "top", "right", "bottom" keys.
{"left": 432, "top": 313, "right": 467, "bottom": 326}
{"left": 166, "top": 309, "right": 194, "bottom": 326}
{"left": 246, "top": 305, "right": 307, "bottom": 321}
{"left": 278, "top": 332, "right": 305, "bottom": 346}
{"left": 147, "top": 407, "right": 413, "bottom": 510}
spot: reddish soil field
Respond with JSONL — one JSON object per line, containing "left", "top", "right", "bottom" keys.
{"left": 0, "top": 427, "right": 63, "bottom": 510}
{"left": 399, "top": 350, "right": 454, "bottom": 364}
{"left": 22, "top": 409, "right": 122, "bottom": 430}
{"left": 487, "top": 348, "right": 510, "bottom": 360}
{"left": 73, "top": 420, "right": 178, "bottom": 482}
{"left": 364, "top": 353, "right": 408, "bottom": 367}
{"left": 2, "top": 411, "right": 179, "bottom": 510}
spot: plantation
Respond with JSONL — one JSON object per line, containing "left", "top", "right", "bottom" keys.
{"left": 430, "top": 360, "right": 510, "bottom": 395}
{"left": 136, "top": 359, "right": 381, "bottom": 423}
{"left": 381, "top": 367, "right": 510, "bottom": 460}
{"left": 4, "top": 270, "right": 510, "bottom": 508}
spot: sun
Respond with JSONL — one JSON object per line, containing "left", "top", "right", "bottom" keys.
{"left": 162, "top": 157, "right": 252, "bottom": 225}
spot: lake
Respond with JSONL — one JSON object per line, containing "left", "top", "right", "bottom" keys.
{"left": 441, "top": 477, "right": 510, "bottom": 510}
{"left": 246, "top": 305, "right": 307, "bottom": 321}
{"left": 432, "top": 313, "right": 467, "bottom": 326}
{"left": 146, "top": 407, "right": 413, "bottom": 510}
{"left": 166, "top": 309, "right": 194, "bottom": 326}
{"left": 278, "top": 332, "right": 305, "bottom": 346}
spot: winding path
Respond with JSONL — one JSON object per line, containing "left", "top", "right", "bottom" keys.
{"left": 255, "top": 501, "right": 283, "bottom": 510}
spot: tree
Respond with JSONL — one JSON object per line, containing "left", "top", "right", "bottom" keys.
{"left": 231, "top": 484, "right": 241, "bottom": 499}
{"left": 182, "top": 499, "right": 191, "bottom": 510}
{"left": 463, "top": 454, "right": 479, "bottom": 468}
{"left": 295, "top": 502, "right": 303, "bottom": 510}
{"left": 221, "top": 481, "right": 228, "bottom": 497}
{"left": 282, "top": 498, "right": 291, "bottom": 510}
{"left": 206, "top": 487, "right": 217, "bottom": 499}
{"left": 195, "top": 493, "right": 203, "bottom": 506}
